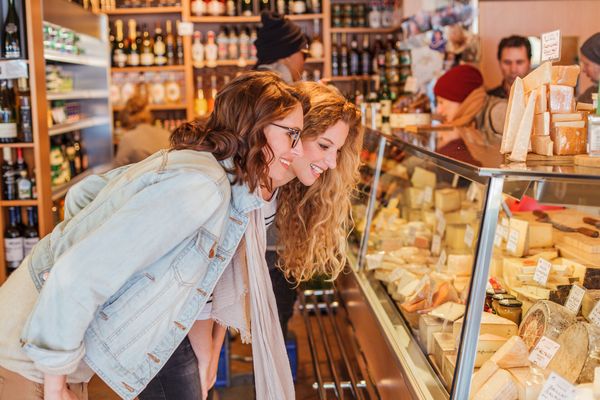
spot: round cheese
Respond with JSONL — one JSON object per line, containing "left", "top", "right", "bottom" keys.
{"left": 547, "top": 322, "right": 600, "bottom": 384}
{"left": 518, "top": 300, "right": 576, "bottom": 351}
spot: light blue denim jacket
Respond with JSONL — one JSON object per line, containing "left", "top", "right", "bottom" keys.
{"left": 20, "top": 149, "right": 263, "bottom": 399}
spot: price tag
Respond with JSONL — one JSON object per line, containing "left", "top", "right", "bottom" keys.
{"left": 564, "top": 285, "right": 586, "bottom": 315}
{"left": 466, "top": 182, "right": 479, "bottom": 202}
{"left": 494, "top": 231, "right": 502, "bottom": 247}
{"left": 404, "top": 76, "right": 418, "bottom": 93}
{"left": 499, "top": 225, "right": 509, "bottom": 240}
{"left": 529, "top": 336, "right": 561, "bottom": 369}
{"left": 435, "top": 208, "right": 446, "bottom": 235}
{"left": 0, "top": 60, "right": 28, "bottom": 79}
{"left": 589, "top": 301, "right": 600, "bottom": 327}
{"left": 451, "top": 174, "right": 459, "bottom": 188}
{"left": 538, "top": 372, "right": 575, "bottom": 400}
{"left": 178, "top": 22, "right": 194, "bottom": 36}
{"left": 501, "top": 217, "right": 509, "bottom": 227}
{"left": 506, "top": 229, "right": 519, "bottom": 253}
{"left": 436, "top": 249, "right": 447, "bottom": 272}
{"left": 416, "top": 190, "right": 425, "bottom": 207}
{"left": 541, "top": 30, "right": 562, "bottom": 63}
{"left": 431, "top": 234, "right": 441, "bottom": 256}
{"left": 424, "top": 186, "right": 433, "bottom": 203}
{"left": 533, "top": 258, "right": 552, "bottom": 286}
{"left": 464, "top": 225, "right": 475, "bottom": 248}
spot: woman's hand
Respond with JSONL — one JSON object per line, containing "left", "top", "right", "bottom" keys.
{"left": 44, "top": 374, "right": 79, "bottom": 400}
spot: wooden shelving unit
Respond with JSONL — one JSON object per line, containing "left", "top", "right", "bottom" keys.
{"left": 330, "top": 27, "right": 398, "bottom": 34}
{"left": 111, "top": 65, "right": 185, "bottom": 73}
{"left": 112, "top": 103, "right": 187, "bottom": 111}
{"left": 102, "top": 6, "right": 182, "bottom": 15}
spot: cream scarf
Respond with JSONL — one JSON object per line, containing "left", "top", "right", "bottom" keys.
{"left": 211, "top": 206, "right": 295, "bottom": 400}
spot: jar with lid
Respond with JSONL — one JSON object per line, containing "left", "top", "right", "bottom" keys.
{"left": 491, "top": 293, "right": 516, "bottom": 314}
{"left": 496, "top": 299, "right": 523, "bottom": 325}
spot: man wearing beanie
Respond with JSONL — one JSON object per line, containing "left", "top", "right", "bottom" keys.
{"left": 579, "top": 32, "right": 600, "bottom": 103}
{"left": 255, "top": 10, "right": 309, "bottom": 83}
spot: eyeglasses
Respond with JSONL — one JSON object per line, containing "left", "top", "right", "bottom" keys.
{"left": 270, "top": 123, "right": 302, "bottom": 148}
{"left": 301, "top": 49, "right": 310, "bottom": 60}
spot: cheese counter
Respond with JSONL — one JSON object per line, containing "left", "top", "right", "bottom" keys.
{"left": 337, "top": 127, "right": 600, "bottom": 399}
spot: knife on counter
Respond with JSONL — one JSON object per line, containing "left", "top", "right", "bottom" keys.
{"left": 533, "top": 210, "right": 600, "bottom": 238}
{"left": 583, "top": 217, "right": 600, "bottom": 230}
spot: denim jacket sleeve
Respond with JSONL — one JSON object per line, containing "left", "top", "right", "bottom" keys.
{"left": 21, "top": 170, "right": 229, "bottom": 376}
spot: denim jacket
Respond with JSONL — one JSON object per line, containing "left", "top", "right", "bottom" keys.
{"left": 21, "top": 149, "right": 263, "bottom": 399}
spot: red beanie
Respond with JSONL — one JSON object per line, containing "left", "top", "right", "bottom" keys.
{"left": 434, "top": 65, "right": 484, "bottom": 103}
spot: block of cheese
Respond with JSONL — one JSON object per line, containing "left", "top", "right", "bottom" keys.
{"left": 552, "top": 112, "right": 583, "bottom": 122}
{"left": 470, "top": 360, "right": 499, "bottom": 399}
{"left": 442, "top": 354, "right": 457, "bottom": 389}
{"left": 444, "top": 253, "right": 473, "bottom": 277}
{"left": 582, "top": 290, "right": 600, "bottom": 322}
{"left": 551, "top": 125, "right": 587, "bottom": 155}
{"left": 432, "top": 332, "right": 455, "bottom": 371}
{"left": 549, "top": 85, "right": 575, "bottom": 113}
{"left": 446, "top": 224, "right": 469, "bottom": 251}
{"left": 533, "top": 112, "right": 550, "bottom": 135}
{"left": 523, "top": 61, "right": 552, "bottom": 93}
{"left": 419, "top": 314, "right": 445, "bottom": 354}
{"left": 531, "top": 135, "right": 554, "bottom": 156}
{"left": 411, "top": 166, "right": 436, "bottom": 189}
{"left": 528, "top": 221, "right": 553, "bottom": 248}
{"left": 508, "top": 217, "right": 529, "bottom": 257}
{"left": 509, "top": 91, "right": 537, "bottom": 162}
{"left": 489, "top": 336, "right": 530, "bottom": 368}
{"left": 507, "top": 367, "right": 535, "bottom": 400}
{"left": 577, "top": 102, "right": 595, "bottom": 112}
{"left": 430, "top": 302, "right": 466, "bottom": 322}
{"left": 518, "top": 300, "right": 576, "bottom": 351}
{"left": 547, "top": 322, "right": 600, "bottom": 384}
{"left": 435, "top": 188, "right": 461, "bottom": 213}
{"left": 473, "top": 334, "right": 509, "bottom": 367}
{"left": 473, "top": 369, "right": 518, "bottom": 400}
{"left": 453, "top": 276, "right": 471, "bottom": 295}
{"left": 501, "top": 77, "right": 526, "bottom": 154}
{"left": 453, "top": 313, "right": 518, "bottom": 343}
{"left": 404, "top": 187, "right": 424, "bottom": 208}
{"left": 534, "top": 85, "right": 547, "bottom": 114}
{"left": 553, "top": 119, "right": 586, "bottom": 128}
{"left": 551, "top": 65, "right": 580, "bottom": 87}
{"left": 395, "top": 278, "right": 421, "bottom": 302}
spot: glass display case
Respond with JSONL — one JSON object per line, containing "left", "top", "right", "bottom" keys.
{"left": 339, "top": 126, "right": 600, "bottom": 399}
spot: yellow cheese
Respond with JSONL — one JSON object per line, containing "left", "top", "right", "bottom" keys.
{"left": 442, "top": 354, "right": 457, "bottom": 389}
{"left": 434, "top": 188, "right": 461, "bottom": 213}
{"left": 582, "top": 290, "right": 600, "bottom": 323}
{"left": 552, "top": 112, "right": 583, "bottom": 122}
{"left": 430, "top": 302, "right": 466, "bottom": 322}
{"left": 534, "top": 85, "right": 547, "bottom": 114}
{"left": 446, "top": 224, "right": 468, "bottom": 251}
{"left": 552, "top": 125, "right": 587, "bottom": 155}
{"left": 577, "top": 102, "right": 595, "bottom": 112}
{"left": 432, "top": 332, "right": 455, "bottom": 371}
{"left": 490, "top": 336, "right": 530, "bottom": 368}
{"left": 523, "top": 61, "right": 552, "bottom": 92}
{"left": 403, "top": 187, "right": 424, "bottom": 208}
{"left": 528, "top": 221, "right": 553, "bottom": 248}
{"left": 418, "top": 314, "right": 444, "bottom": 354}
{"left": 509, "top": 91, "right": 537, "bottom": 162}
{"left": 533, "top": 112, "right": 550, "bottom": 135}
{"left": 553, "top": 119, "right": 586, "bottom": 128}
{"left": 501, "top": 77, "right": 526, "bottom": 154}
{"left": 411, "top": 166, "right": 436, "bottom": 189}
{"left": 453, "top": 276, "right": 471, "bottom": 295}
{"left": 508, "top": 218, "right": 529, "bottom": 257}
{"left": 507, "top": 367, "right": 535, "bottom": 400}
{"left": 470, "top": 360, "right": 499, "bottom": 399}
{"left": 444, "top": 254, "right": 473, "bottom": 276}
{"left": 551, "top": 65, "right": 580, "bottom": 87}
{"left": 473, "top": 369, "right": 519, "bottom": 400}
{"left": 549, "top": 84, "right": 575, "bottom": 114}
{"left": 472, "top": 334, "right": 509, "bottom": 368}
{"left": 531, "top": 135, "right": 553, "bottom": 156}
{"left": 453, "top": 313, "right": 518, "bottom": 343}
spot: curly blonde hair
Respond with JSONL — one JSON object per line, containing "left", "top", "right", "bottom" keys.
{"left": 276, "top": 82, "right": 363, "bottom": 282}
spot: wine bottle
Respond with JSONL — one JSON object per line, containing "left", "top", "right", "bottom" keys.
{"left": 165, "top": 20, "right": 176, "bottom": 66}
{"left": 15, "top": 147, "right": 27, "bottom": 174}
{"left": 238, "top": 26, "right": 250, "bottom": 60}
{"left": 260, "top": 0, "right": 271, "bottom": 11}
{"left": 164, "top": 74, "right": 181, "bottom": 103}
{"left": 2, "top": 0, "right": 22, "bottom": 59}
{"left": 207, "top": 74, "right": 217, "bottom": 113}
{"left": 0, "top": 80, "right": 18, "bottom": 143}
{"left": 349, "top": 34, "right": 360, "bottom": 76}
{"left": 195, "top": 75, "right": 208, "bottom": 117}
{"left": 192, "top": 31, "right": 205, "bottom": 68}
{"left": 241, "top": 0, "right": 253, "bottom": 16}
{"left": 191, "top": 0, "right": 206, "bottom": 15}
{"left": 16, "top": 169, "right": 31, "bottom": 200}
{"left": 4, "top": 207, "right": 24, "bottom": 271}
{"left": 361, "top": 34, "right": 371, "bottom": 76}
{"left": 140, "top": 24, "right": 155, "bottom": 66}
{"left": 23, "top": 206, "right": 39, "bottom": 258}
{"left": 17, "top": 78, "right": 32, "bottom": 143}
{"left": 112, "top": 19, "right": 127, "bottom": 67}
{"left": 331, "top": 34, "right": 339, "bottom": 77}
{"left": 226, "top": 0, "right": 236, "bottom": 16}
{"left": 2, "top": 148, "right": 17, "bottom": 200}
{"left": 378, "top": 68, "right": 392, "bottom": 134}
{"left": 340, "top": 33, "right": 349, "bottom": 77}
{"left": 175, "top": 21, "right": 184, "bottom": 65}
{"left": 204, "top": 30, "right": 218, "bottom": 68}
{"left": 249, "top": 26, "right": 257, "bottom": 61}
{"left": 153, "top": 22, "right": 167, "bottom": 66}
{"left": 127, "top": 19, "right": 140, "bottom": 67}
{"left": 291, "top": 0, "right": 305, "bottom": 14}
{"left": 216, "top": 27, "right": 228, "bottom": 61}
{"left": 227, "top": 27, "right": 239, "bottom": 60}
{"left": 309, "top": 19, "right": 323, "bottom": 59}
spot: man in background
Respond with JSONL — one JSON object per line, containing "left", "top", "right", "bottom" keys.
{"left": 488, "top": 35, "right": 532, "bottom": 99}
{"left": 579, "top": 32, "right": 600, "bottom": 103}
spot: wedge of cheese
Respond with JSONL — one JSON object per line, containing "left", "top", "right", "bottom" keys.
{"left": 523, "top": 61, "right": 552, "bottom": 93}
{"left": 501, "top": 77, "right": 526, "bottom": 154}
{"left": 534, "top": 85, "right": 547, "bottom": 114}
{"left": 551, "top": 65, "right": 580, "bottom": 87}
{"left": 489, "top": 336, "right": 530, "bottom": 368}
{"left": 507, "top": 367, "right": 536, "bottom": 400}
{"left": 509, "top": 91, "right": 537, "bottom": 162}
{"left": 549, "top": 85, "right": 575, "bottom": 114}
{"left": 533, "top": 112, "right": 550, "bottom": 136}
{"left": 446, "top": 224, "right": 468, "bottom": 251}
{"left": 470, "top": 360, "right": 499, "bottom": 399}
{"left": 531, "top": 135, "right": 554, "bottom": 156}
{"left": 473, "top": 369, "right": 518, "bottom": 400}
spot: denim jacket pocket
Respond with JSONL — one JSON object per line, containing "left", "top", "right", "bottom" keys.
{"left": 100, "top": 273, "right": 149, "bottom": 317}
{"left": 171, "top": 232, "right": 212, "bottom": 286}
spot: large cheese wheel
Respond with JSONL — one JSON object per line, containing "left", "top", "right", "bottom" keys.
{"left": 547, "top": 322, "right": 600, "bottom": 384}
{"left": 518, "top": 300, "right": 576, "bottom": 351}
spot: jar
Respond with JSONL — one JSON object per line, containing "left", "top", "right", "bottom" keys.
{"left": 491, "top": 293, "right": 516, "bottom": 314}
{"left": 496, "top": 299, "right": 523, "bottom": 325}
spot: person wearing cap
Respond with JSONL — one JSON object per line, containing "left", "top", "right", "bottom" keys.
{"left": 255, "top": 10, "right": 309, "bottom": 83}
{"left": 578, "top": 32, "right": 600, "bottom": 103}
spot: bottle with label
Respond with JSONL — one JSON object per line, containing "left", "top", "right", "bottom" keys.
{"left": 380, "top": 0, "right": 393, "bottom": 28}
{"left": 4, "top": 207, "right": 23, "bottom": 271}
{"left": 23, "top": 207, "right": 39, "bottom": 258}
{"left": 153, "top": 22, "right": 167, "bottom": 66}
{"left": 313, "top": 69, "right": 321, "bottom": 82}
{"left": 227, "top": 27, "right": 239, "bottom": 60}
{"left": 140, "top": 24, "right": 155, "bottom": 66}
{"left": 192, "top": 31, "right": 205, "bottom": 68}
{"left": 137, "top": 72, "right": 149, "bottom": 100}
{"left": 126, "top": 19, "right": 140, "bottom": 67}
{"left": 18, "top": 89, "right": 32, "bottom": 143}
{"left": 164, "top": 74, "right": 181, "bottom": 103}
{"left": 30, "top": 169, "right": 36, "bottom": 199}
{"left": 349, "top": 34, "right": 360, "bottom": 76}
{"left": 191, "top": 0, "right": 206, "bottom": 15}
{"left": 165, "top": 20, "right": 176, "bottom": 65}
{"left": 340, "top": 33, "right": 349, "bottom": 77}
{"left": 204, "top": 31, "right": 218, "bottom": 67}
{"left": 331, "top": 34, "right": 339, "bottom": 77}
{"left": 112, "top": 19, "right": 127, "bottom": 67}
{"left": 238, "top": 27, "right": 250, "bottom": 60}
{"left": 175, "top": 21, "right": 185, "bottom": 65}
{"left": 249, "top": 26, "right": 257, "bottom": 60}
{"left": 16, "top": 169, "right": 31, "bottom": 200}
{"left": 242, "top": 0, "right": 253, "bottom": 16}
{"left": 291, "top": 0, "right": 305, "bottom": 14}
{"left": 368, "top": 0, "right": 381, "bottom": 29}
{"left": 260, "top": 0, "right": 271, "bottom": 11}
{"left": 309, "top": 20, "right": 323, "bottom": 59}
{"left": 15, "top": 147, "right": 27, "bottom": 174}
{"left": 2, "top": 148, "right": 17, "bottom": 200}
{"left": 226, "top": 0, "right": 236, "bottom": 16}
{"left": 2, "top": 0, "right": 21, "bottom": 58}
{"left": 276, "top": 0, "right": 286, "bottom": 15}
{"left": 311, "top": 0, "right": 320, "bottom": 13}
{"left": 207, "top": 74, "right": 217, "bottom": 113}
{"left": 0, "top": 80, "right": 18, "bottom": 143}
{"left": 195, "top": 75, "right": 208, "bottom": 117}
{"left": 207, "top": 0, "right": 225, "bottom": 16}
{"left": 378, "top": 69, "right": 392, "bottom": 134}
{"left": 216, "top": 27, "right": 228, "bottom": 61}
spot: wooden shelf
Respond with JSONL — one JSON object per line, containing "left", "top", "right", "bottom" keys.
{"left": 100, "top": 6, "right": 182, "bottom": 15}
{"left": 194, "top": 57, "right": 324, "bottom": 68}
{"left": 45, "top": 50, "right": 109, "bottom": 67}
{"left": 330, "top": 27, "right": 399, "bottom": 34}
{"left": 111, "top": 65, "right": 185, "bottom": 73}
{"left": 113, "top": 103, "right": 187, "bottom": 111}
{"left": 47, "top": 89, "right": 110, "bottom": 101}
{"left": 0, "top": 200, "right": 38, "bottom": 207}
{"left": 0, "top": 143, "right": 36, "bottom": 148}
{"left": 48, "top": 116, "right": 111, "bottom": 136}
{"left": 328, "top": 75, "right": 373, "bottom": 81}
{"left": 189, "top": 13, "right": 323, "bottom": 23}
{"left": 51, "top": 163, "right": 113, "bottom": 201}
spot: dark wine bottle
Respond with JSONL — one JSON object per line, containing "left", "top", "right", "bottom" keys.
{"left": 4, "top": 207, "right": 24, "bottom": 271}
{"left": 2, "top": 0, "right": 22, "bottom": 58}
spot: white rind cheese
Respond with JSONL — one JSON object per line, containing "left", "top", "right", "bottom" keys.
{"left": 473, "top": 369, "right": 518, "bottom": 400}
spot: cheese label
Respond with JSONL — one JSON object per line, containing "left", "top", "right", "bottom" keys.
{"left": 533, "top": 258, "right": 552, "bottom": 286}
{"left": 424, "top": 186, "right": 433, "bottom": 203}
{"left": 541, "top": 30, "right": 562, "bottom": 63}
{"left": 416, "top": 191, "right": 425, "bottom": 207}
{"left": 538, "top": 372, "right": 575, "bottom": 400}
{"left": 589, "top": 301, "right": 600, "bottom": 327}
{"left": 494, "top": 230, "right": 502, "bottom": 247}
{"left": 506, "top": 230, "right": 519, "bottom": 253}
{"left": 464, "top": 225, "right": 475, "bottom": 248}
{"left": 466, "top": 182, "right": 479, "bottom": 202}
{"left": 431, "top": 234, "right": 441, "bottom": 256}
{"left": 451, "top": 174, "right": 459, "bottom": 188}
{"left": 436, "top": 250, "right": 447, "bottom": 272}
{"left": 178, "top": 22, "right": 194, "bottom": 36}
{"left": 529, "top": 336, "right": 560, "bottom": 368}
{"left": 435, "top": 208, "right": 446, "bottom": 235}
{"left": 501, "top": 217, "right": 509, "bottom": 227}
{"left": 564, "top": 285, "right": 586, "bottom": 315}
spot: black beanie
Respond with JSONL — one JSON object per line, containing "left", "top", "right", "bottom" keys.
{"left": 581, "top": 32, "right": 600, "bottom": 65}
{"left": 255, "top": 11, "right": 307, "bottom": 65}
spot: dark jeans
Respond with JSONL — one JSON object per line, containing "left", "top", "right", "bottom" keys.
{"left": 267, "top": 250, "right": 297, "bottom": 339}
{"left": 139, "top": 337, "right": 202, "bottom": 400}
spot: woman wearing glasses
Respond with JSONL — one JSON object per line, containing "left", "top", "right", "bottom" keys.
{"left": 0, "top": 71, "right": 308, "bottom": 400}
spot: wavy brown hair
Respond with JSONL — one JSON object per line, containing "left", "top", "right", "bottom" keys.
{"left": 277, "top": 82, "right": 363, "bottom": 282}
{"left": 170, "top": 71, "right": 310, "bottom": 192}
{"left": 118, "top": 94, "right": 153, "bottom": 130}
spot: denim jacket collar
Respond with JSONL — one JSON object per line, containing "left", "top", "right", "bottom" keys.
{"left": 218, "top": 158, "right": 264, "bottom": 215}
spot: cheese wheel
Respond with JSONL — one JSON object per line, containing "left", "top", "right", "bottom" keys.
{"left": 518, "top": 300, "right": 576, "bottom": 351}
{"left": 547, "top": 322, "right": 600, "bottom": 384}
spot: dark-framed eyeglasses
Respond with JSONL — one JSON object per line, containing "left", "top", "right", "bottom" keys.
{"left": 270, "top": 123, "right": 302, "bottom": 148}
